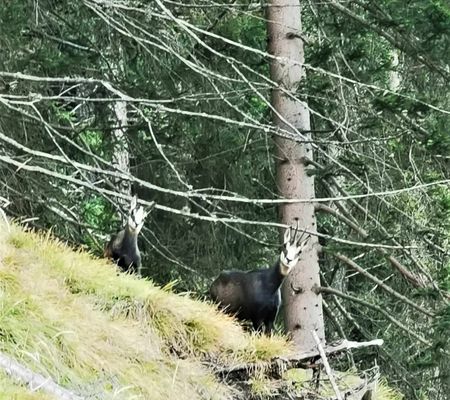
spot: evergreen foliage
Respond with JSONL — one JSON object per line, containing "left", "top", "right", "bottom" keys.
{"left": 0, "top": 0, "right": 449, "bottom": 397}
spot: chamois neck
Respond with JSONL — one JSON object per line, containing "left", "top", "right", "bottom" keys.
{"left": 122, "top": 225, "right": 138, "bottom": 246}
{"left": 267, "top": 260, "right": 285, "bottom": 293}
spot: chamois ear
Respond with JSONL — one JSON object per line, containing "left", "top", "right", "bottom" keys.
{"left": 140, "top": 201, "right": 155, "bottom": 223}
{"left": 134, "top": 205, "right": 146, "bottom": 224}
{"left": 283, "top": 226, "right": 291, "bottom": 244}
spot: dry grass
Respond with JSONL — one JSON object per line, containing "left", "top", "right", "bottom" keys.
{"left": 0, "top": 222, "right": 291, "bottom": 399}
{"left": 0, "top": 222, "right": 401, "bottom": 400}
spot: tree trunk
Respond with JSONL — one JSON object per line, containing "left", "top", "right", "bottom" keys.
{"left": 111, "top": 100, "right": 131, "bottom": 223}
{"left": 109, "top": 45, "right": 131, "bottom": 223}
{"left": 267, "top": 0, "right": 325, "bottom": 351}
{"left": 389, "top": 49, "right": 401, "bottom": 91}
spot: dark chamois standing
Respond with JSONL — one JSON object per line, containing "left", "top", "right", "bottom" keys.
{"left": 104, "top": 196, "right": 148, "bottom": 274}
{"left": 210, "top": 226, "right": 310, "bottom": 333}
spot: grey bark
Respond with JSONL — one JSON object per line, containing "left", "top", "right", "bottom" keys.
{"left": 109, "top": 45, "right": 131, "bottom": 223}
{"left": 267, "top": 0, "right": 325, "bottom": 351}
{"left": 389, "top": 49, "right": 401, "bottom": 91}
{"left": 111, "top": 100, "right": 131, "bottom": 222}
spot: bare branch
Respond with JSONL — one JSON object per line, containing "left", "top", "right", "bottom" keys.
{"left": 333, "top": 253, "right": 434, "bottom": 317}
{"left": 316, "top": 286, "right": 431, "bottom": 345}
{"left": 316, "top": 203, "right": 427, "bottom": 288}
{"left": 213, "top": 338, "right": 384, "bottom": 376}
{"left": 0, "top": 352, "right": 82, "bottom": 400}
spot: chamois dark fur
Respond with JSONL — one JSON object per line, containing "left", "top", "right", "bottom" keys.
{"left": 210, "top": 227, "right": 310, "bottom": 333}
{"left": 104, "top": 196, "right": 148, "bottom": 274}
{"left": 210, "top": 261, "right": 285, "bottom": 333}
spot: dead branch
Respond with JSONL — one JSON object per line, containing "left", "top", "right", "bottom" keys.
{"left": 212, "top": 338, "right": 383, "bottom": 377}
{"left": 0, "top": 153, "right": 409, "bottom": 250}
{"left": 316, "top": 203, "right": 365, "bottom": 235}
{"left": 316, "top": 285, "right": 431, "bottom": 345}
{"left": 328, "top": 176, "right": 436, "bottom": 287}
{"left": 333, "top": 253, "right": 434, "bottom": 317}
{"left": 0, "top": 352, "right": 82, "bottom": 400}
{"left": 316, "top": 202, "right": 426, "bottom": 288}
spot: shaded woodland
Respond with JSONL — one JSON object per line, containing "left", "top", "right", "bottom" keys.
{"left": 0, "top": 1, "right": 449, "bottom": 398}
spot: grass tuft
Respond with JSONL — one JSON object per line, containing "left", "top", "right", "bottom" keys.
{"left": 374, "top": 379, "right": 404, "bottom": 400}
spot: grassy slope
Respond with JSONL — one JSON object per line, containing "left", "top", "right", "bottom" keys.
{"left": 0, "top": 222, "right": 403, "bottom": 400}
{"left": 0, "top": 222, "right": 290, "bottom": 399}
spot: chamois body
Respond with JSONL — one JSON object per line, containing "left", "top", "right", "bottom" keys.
{"left": 210, "top": 226, "right": 310, "bottom": 333}
{"left": 104, "top": 196, "right": 148, "bottom": 274}
{"left": 104, "top": 227, "right": 142, "bottom": 273}
{"left": 210, "top": 260, "right": 284, "bottom": 333}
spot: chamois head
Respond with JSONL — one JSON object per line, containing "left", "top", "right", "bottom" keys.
{"left": 279, "top": 225, "right": 311, "bottom": 276}
{"left": 127, "top": 195, "right": 147, "bottom": 233}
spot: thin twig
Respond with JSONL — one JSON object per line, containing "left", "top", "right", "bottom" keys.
{"left": 312, "top": 330, "right": 343, "bottom": 400}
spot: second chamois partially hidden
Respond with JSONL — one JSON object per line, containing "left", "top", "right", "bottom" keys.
{"left": 104, "top": 196, "right": 148, "bottom": 275}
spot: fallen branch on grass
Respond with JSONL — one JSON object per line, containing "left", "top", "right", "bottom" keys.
{"left": 0, "top": 351, "right": 82, "bottom": 400}
{"left": 213, "top": 338, "right": 383, "bottom": 377}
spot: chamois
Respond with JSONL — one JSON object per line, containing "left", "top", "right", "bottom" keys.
{"left": 210, "top": 226, "right": 310, "bottom": 333}
{"left": 104, "top": 195, "right": 148, "bottom": 274}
